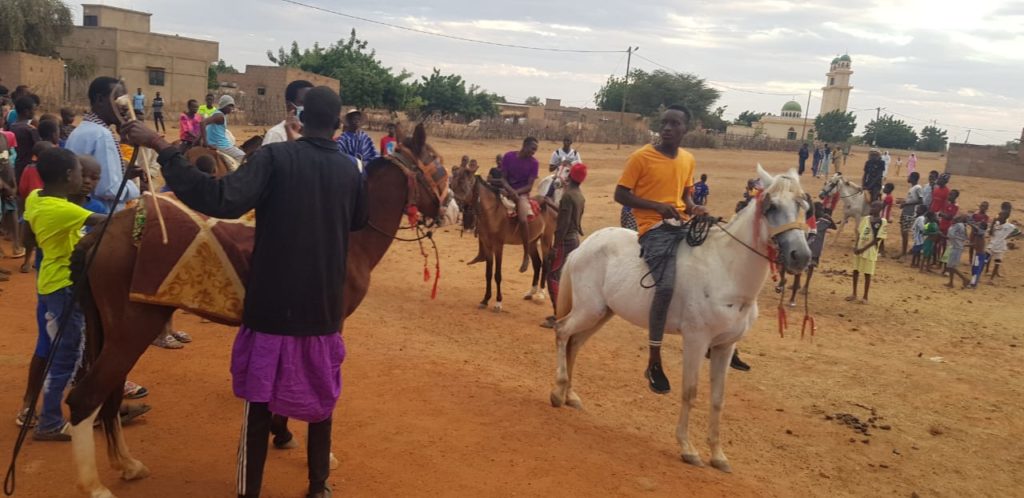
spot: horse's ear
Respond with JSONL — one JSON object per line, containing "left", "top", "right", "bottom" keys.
{"left": 756, "top": 163, "right": 774, "bottom": 189}
{"left": 412, "top": 123, "right": 427, "bottom": 157}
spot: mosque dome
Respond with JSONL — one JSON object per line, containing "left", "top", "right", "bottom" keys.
{"left": 831, "top": 56, "right": 840, "bottom": 64}
{"left": 838, "top": 54, "right": 852, "bottom": 62}
{"left": 782, "top": 101, "right": 802, "bottom": 113}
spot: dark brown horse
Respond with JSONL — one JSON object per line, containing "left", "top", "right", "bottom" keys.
{"left": 469, "top": 174, "right": 555, "bottom": 311}
{"left": 63, "top": 126, "right": 446, "bottom": 498}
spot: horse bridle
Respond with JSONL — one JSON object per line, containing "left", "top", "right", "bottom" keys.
{"left": 716, "top": 188, "right": 808, "bottom": 264}
{"left": 385, "top": 143, "right": 449, "bottom": 228}
{"left": 822, "top": 178, "right": 863, "bottom": 200}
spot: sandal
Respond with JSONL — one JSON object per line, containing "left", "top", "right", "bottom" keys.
{"left": 152, "top": 334, "right": 184, "bottom": 349}
{"left": 119, "top": 404, "right": 151, "bottom": 425}
{"left": 123, "top": 381, "right": 149, "bottom": 400}
{"left": 170, "top": 330, "right": 192, "bottom": 343}
{"left": 16, "top": 408, "right": 38, "bottom": 428}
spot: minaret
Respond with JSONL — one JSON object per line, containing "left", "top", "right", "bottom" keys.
{"left": 820, "top": 54, "right": 853, "bottom": 115}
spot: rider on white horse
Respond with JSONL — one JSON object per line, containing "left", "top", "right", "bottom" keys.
{"left": 613, "top": 105, "right": 750, "bottom": 394}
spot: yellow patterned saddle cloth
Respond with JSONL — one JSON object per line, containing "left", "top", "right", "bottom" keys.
{"left": 129, "top": 194, "right": 255, "bottom": 325}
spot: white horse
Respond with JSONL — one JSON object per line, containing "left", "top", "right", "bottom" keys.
{"left": 549, "top": 165, "right": 811, "bottom": 473}
{"left": 819, "top": 173, "right": 870, "bottom": 244}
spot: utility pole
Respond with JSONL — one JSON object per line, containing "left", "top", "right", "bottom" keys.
{"left": 800, "top": 90, "right": 812, "bottom": 140}
{"left": 964, "top": 129, "right": 971, "bottom": 144}
{"left": 617, "top": 46, "right": 638, "bottom": 150}
{"left": 872, "top": 106, "right": 881, "bottom": 146}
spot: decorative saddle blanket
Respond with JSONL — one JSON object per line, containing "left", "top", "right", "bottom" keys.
{"left": 128, "top": 194, "right": 254, "bottom": 325}
{"left": 499, "top": 195, "right": 541, "bottom": 221}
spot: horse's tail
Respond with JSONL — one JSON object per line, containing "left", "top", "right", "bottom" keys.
{"left": 555, "top": 252, "right": 574, "bottom": 320}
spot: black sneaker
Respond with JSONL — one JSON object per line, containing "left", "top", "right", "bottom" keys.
{"left": 730, "top": 352, "right": 751, "bottom": 372}
{"left": 645, "top": 362, "right": 671, "bottom": 394}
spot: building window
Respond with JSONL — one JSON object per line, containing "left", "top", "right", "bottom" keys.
{"left": 148, "top": 68, "right": 165, "bottom": 86}
{"left": 829, "top": 77, "right": 835, "bottom": 86}
{"left": 257, "top": 87, "right": 266, "bottom": 96}
{"left": 787, "top": 128, "right": 797, "bottom": 140}
{"left": 84, "top": 15, "right": 98, "bottom": 26}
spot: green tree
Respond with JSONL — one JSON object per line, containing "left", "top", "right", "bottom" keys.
{"left": 412, "top": 69, "right": 502, "bottom": 121}
{"left": 863, "top": 114, "right": 918, "bottom": 149}
{"left": 813, "top": 110, "right": 857, "bottom": 143}
{"left": 0, "top": 0, "right": 73, "bottom": 56}
{"left": 733, "top": 110, "right": 766, "bottom": 126}
{"left": 207, "top": 59, "right": 239, "bottom": 90}
{"left": 916, "top": 125, "right": 948, "bottom": 152}
{"left": 268, "top": 30, "right": 413, "bottom": 110}
{"left": 595, "top": 69, "right": 721, "bottom": 123}
{"left": 524, "top": 96, "right": 541, "bottom": 106}
{"left": 701, "top": 106, "right": 728, "bottom": 132}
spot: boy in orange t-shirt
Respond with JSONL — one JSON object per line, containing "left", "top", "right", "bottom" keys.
{"left": 615, "top": 105, "right": 706, "bottom": 394}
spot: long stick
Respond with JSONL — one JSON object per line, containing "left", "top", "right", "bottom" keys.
{"left": 115, "top": 94, "right": 168, "bottom": 244}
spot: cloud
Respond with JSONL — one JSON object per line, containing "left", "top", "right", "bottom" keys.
{"left": 822, "top": 22, "right": 913, "bottom": 45}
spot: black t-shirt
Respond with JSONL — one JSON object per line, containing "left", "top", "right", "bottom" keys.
{"left": 152, "top": 97, "right": 164, "bottom": 114}
{"left": 158, "top": 136, "right": 369, "bottom": 335}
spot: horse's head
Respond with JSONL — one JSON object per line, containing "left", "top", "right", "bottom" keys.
{"left": 389, "top": 123, "right": 448, "bottom": 225}
{"left": 819, "top": 173, "right": 844, "bottom": 199}
{"left": 757, "top": 164, "right": 812, "bottom": 274}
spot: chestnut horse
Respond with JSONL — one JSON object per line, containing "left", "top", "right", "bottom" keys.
{"left": 63, "top": 127, "right": 446, "bottom": 498}
{"left": 468, "top": 174, "right": 555, "bottom": 311}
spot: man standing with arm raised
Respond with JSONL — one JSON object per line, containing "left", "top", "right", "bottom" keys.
{"left": 615, "top": 105, "right": 707, "bottom": 394}
{"left": 123, "top": 86, "right": 367, "bottom": 498}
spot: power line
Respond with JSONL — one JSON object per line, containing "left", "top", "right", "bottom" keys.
{"left": 280, "top": 0, "right": 628, "bottom": 54}
{"left": 632, "top": 54, "right": 802, "bottom": 97}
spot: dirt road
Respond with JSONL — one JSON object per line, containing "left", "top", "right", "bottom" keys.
{"left": 1, "top": 136, "right": 1021, "bottom": 497}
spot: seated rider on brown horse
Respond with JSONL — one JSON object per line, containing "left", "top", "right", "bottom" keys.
{"left": 497, "top": 137, "right": 541, "bottom": 273}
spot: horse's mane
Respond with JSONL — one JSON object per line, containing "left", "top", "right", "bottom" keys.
{"left": 763, "top": 169, "right": 806, "bottom": 198}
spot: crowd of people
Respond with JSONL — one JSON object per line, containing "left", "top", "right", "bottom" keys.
{"left": 1, "top": 72, "right": 1018, "bottom": 497}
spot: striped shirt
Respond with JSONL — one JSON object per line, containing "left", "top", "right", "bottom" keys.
{"left": 335, "top": 131, "right": 378, "bottom": 162}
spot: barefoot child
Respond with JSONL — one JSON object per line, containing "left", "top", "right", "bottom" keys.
{"left": 909, "top": 205, "right": 928, "bottom": 269}
{"left": 879, "top": 182, "right": 895, "bottom": 255}
{"left": 987, "top": 210, "right": 1016, "bottom": 281}
{"left": 849, "top": 200, "right": 886, "bottom": 303}
{"left": 944, "top": 215, "right": 970, "bottom": 288}
{"left": 920, "top": 212, "right": 939, "bottom": 273}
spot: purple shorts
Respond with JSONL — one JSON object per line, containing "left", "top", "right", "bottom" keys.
{"left": 231, "top": 327, "right": 345, "bottom": 423}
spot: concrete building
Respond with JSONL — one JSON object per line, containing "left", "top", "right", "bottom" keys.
{"left": 726, "top": 100, "right": 814, "bottom": 141}
{"left": 495, "top": 98, "right": 646, "bottom": 131}
{"left": 820, "top": 54, "right": 853, "bottom": 115}
{"left": 57, "top": 4, "right": 218, "bottom": 113}
{"left": 726, "top": 56, "right": 853, "bottom": 141}
{"left": 945, "top": 128, "right": 1024, "bottom": 181}
{"left": 215, "top": 65, "right": 340, "bottom": 125}
{"left": 0, "top": 51, "right": 65, "bottom": 110}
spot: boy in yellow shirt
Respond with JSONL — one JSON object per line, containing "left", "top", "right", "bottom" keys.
{"left": 615, "top": 105, "right": 707, "bottom": 394}
{"left": 23, "top": 148, "right": 107, "bottom": 440}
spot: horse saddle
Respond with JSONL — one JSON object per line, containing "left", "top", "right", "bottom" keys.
{"left": 499, "top": 194, "right": 542, "bottom": 221}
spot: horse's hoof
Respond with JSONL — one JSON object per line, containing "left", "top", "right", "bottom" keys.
{"left": 478, "top": 302, "right": 487, "bottom": 309}
{"left": 550, "top": 390, "right": 565, "bottom": 408}
{"left": 710, "top": 458, "right": 732, "bottom": 473}
{"left": 565, "top": 394, "right": 583, "bottom": 410}
{"left": 329, "top": 452, "right": 339, "bottom": 470}
{"left": 493, "top": 303, "right": 503, "bottom": 313}
{"left": 120, "top": 461, "right": 150, "bottom": 481}
{"left": 681, "top": 453, "right": 705, "bottom": 467}
{"left": 89, "top": 488, "right": 117, "bottom": 498}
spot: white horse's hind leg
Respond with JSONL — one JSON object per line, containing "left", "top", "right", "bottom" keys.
{"left": 108, "top": 416, "right": 149, "bottom": 481}
{"left": 677, "top": 337, "right": 709, "bottom": 467}
{"left": 523, "top": 285, "right": 539, "bottom": 300}
{"left": 551, "top": 307, "right": 609, "bottom": 408}
{"left": 71, "top": 407, "right": 116, "bottom": 498}
{"left": 707, "top": 343, "right": 734, "bottom": 473}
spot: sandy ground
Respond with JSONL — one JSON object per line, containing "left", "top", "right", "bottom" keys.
{"left": 1, "top": 129, "right": 1022, "bottom": 497}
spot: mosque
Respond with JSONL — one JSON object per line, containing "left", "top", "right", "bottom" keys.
{"left": 726, "top": 54, "right": 853, "bottom": 141}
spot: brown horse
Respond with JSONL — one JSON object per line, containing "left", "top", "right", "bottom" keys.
{"left": 63, "top": 126, "right": 446, "bottom": 498}
{"left": 469, "top": 174, "right": 555, "bottom": 311}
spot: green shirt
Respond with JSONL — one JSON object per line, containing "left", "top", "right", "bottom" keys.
{"left": 23, "top": 190, "right": 92, "bottom": 295}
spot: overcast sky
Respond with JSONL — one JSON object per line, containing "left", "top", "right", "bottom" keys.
{"left": 78, "top": 0, "right": 1022, "bottom": 144}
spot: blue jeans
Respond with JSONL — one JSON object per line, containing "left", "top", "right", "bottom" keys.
{"left": 37, "top": 287, "right": 85, "bottom": 433}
